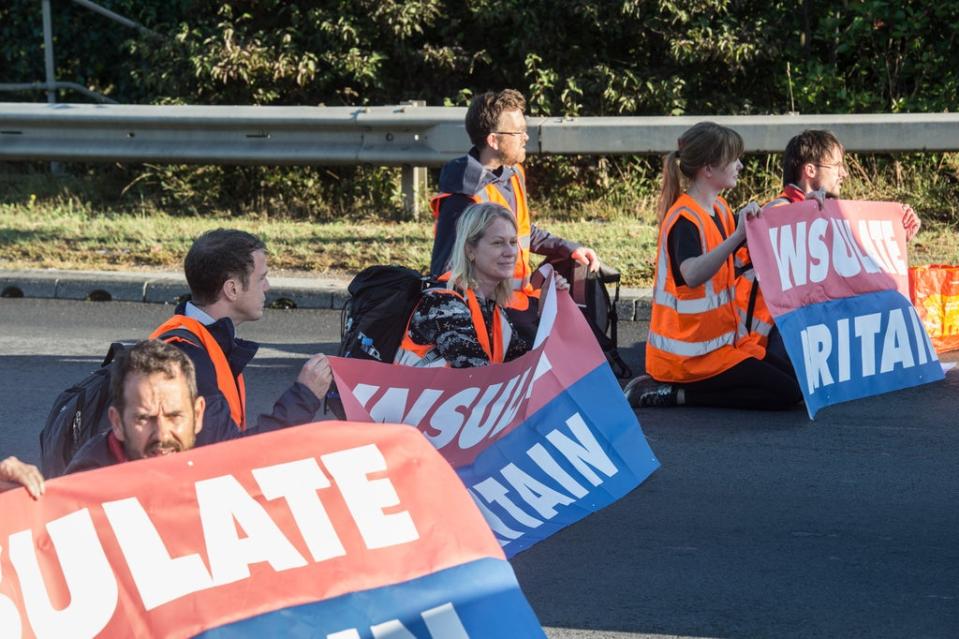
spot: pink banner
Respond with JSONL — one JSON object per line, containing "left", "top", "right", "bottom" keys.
{"left": 329, "top": 290, "right": 607, "bottom": 469}
{"left": 746, "top": 199, "right": 909, "bottom": 316}
{"left": 0, "top": 422, "right": 506, "bottom": 638}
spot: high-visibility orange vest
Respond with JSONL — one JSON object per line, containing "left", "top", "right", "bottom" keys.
{"left": 149, "top": 315, "right": 247, "bottom": 429}
{"left": 395, "top": 286, "right": 508, "bottom": 368}
{"left": 646, "top": 194, "right": 766, "bottom": 383}
{"left": 431, "top": 163, "right": 536, "bottom": 310}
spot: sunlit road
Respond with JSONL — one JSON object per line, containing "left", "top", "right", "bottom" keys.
{"left": 2, "top": 298, "right": 957, "bottom": 638}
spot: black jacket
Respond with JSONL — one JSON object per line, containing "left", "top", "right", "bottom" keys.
{"left": 430, "top": 148, "right": 580, "bottom": 276}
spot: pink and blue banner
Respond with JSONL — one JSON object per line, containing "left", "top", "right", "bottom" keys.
{"left": 329, "top": 280, "right": 661, "bottom": 556}
{"left": 746, "top": 199, "right": 943, "bottom": 417}
{"left": 0, "top": 422, "right": 544, "bottom": 638}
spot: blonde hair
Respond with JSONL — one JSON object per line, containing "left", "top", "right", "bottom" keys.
{"left": 657, "top": 121, "right": 745, "bottom": 222}
{"left": 448, "top": 203, "right": 517, "bottom": 307}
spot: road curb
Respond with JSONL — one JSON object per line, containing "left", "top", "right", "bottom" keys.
{"left": 0, "top": 268, "right": 653, "bottom": 320}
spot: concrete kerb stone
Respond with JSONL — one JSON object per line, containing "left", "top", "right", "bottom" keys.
{"left": 55, "top": 273, "right": 148, "bottom": 302}
{"left": 267, "top": 287, "right": 334, "bottom": 310}
{"left": 144, "top": 279, "right": 191, "bottom": 305}
{"left": 0, "top": 271, "right": 59, "bottom": 299}
{"left": 0, "top": 268, "right": 653, "bottom": 320}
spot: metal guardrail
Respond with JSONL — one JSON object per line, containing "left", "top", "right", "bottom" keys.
{"left": 2, "top": 104, "right": 958, "bottom": 167}
{"left": 0, "top": 103, "right": 467, "bottom": 165}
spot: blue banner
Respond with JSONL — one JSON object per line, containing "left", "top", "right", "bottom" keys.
{"left": 777, "top": 290, "right": 944, "bottom": 418}
{"left": 459, "top": 362, "right": 660, "bottom": 556}
{"left": 198, "top": 558, "right": 543, "bottom": 638}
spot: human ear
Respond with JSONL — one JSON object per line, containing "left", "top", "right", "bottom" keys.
{"left": 193, "top": 396, "right": 206, "bottom": 434}
{"left": 222, "top": 278, "right": 239, "bottom": 302}
{"left": 108, "top": 406, "right": 125, "bottom": 441}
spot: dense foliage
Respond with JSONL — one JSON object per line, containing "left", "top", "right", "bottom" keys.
{"left": 2, "top": 0, "right": 958, "bottom": 220}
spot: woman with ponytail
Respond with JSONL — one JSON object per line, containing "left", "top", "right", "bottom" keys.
{"left": 625, "top": 122, "right": 801, "bottom": 409}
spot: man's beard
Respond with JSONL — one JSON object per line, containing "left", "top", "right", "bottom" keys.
{"left": 144, "top": 438, "right": 185, "bottom": 457}
{"left": 121, "top": 420, "right": 193, "bottom": 460}
{"left": 498, "top": 147, "right": 525, "bottom": 167}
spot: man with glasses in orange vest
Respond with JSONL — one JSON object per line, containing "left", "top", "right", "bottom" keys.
{"left": 430, "top": 89, "right": 601, "bottom": 327}
{"left": 149, "top": 229, "right": 332, "bottom": 445}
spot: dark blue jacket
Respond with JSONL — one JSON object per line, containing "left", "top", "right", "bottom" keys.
{"left": 430, "top": 148, "right": 580, "bottom": 276}
{"left": 165, "top": 302, "right": 321, "bottom": 446}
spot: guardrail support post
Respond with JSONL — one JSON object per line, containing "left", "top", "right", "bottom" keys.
{"left": 41, "top": 0, "right": 63, "bottom": 174}
{"left": 399, "top": 100, "right": 429, "bottom": 220}
{"left": 401, "top": 164, "right": 428, "bottom": 220}
{"left": 42, "top": 0, "right": 56, "bottom": 105}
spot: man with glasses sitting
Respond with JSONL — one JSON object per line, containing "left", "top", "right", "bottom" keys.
{"left": 430, "top": 89, "right": 600, "bottom": 291}
{"left": 767, "top": 129, "right": 920, "bottom": 238}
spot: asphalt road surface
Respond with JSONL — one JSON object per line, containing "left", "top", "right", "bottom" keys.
{"left": 1, "top": 298, "right": 957, "bottom": 639}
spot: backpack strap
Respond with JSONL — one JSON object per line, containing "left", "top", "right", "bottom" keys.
{"left": 101, "top": 342, "right": 130, "bottom": 367}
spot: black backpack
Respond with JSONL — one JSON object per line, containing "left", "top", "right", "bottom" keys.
{"left": 338, "top": 265, "right": 438, "bottom": 362}
{"left": 39, "top": 329, "right": 200, "bottom": 478}
{"left": 543, "top": 256, "right": 633, "bottom": 379}
{"left": 39, "top": 342, "right": 126, "bottom": 478}
{"left": 326, "top": 265, "right": 438, "bottom": 418}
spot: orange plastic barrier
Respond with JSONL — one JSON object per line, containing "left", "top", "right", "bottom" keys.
{"left": 909, "top": 264, "right": 959, "bottom": 353}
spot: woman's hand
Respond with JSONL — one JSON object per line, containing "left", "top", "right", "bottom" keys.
{"left": 554, "top": 274, "right": 570, "bottom": 291}
{"left": 733, "top": 201, "right": 761, "bottom": 242}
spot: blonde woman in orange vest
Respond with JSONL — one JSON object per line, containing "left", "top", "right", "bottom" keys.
{"left": 625, "top": 122, "right": 802, "bottom": 409}
{"left": 396, "top": 203, "right": 534, "bottom": 368}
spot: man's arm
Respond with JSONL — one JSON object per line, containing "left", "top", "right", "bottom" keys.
{"left": 248, "top": 354, "right": 330, "bottom": 434}
{"left": 171, "top": 342, "right": 329, "bottom": 445}
{"left": 529, "top": 223, "right": 579, "bottom": 259}
{"left": 530, "top": 223, "right": 601, "bottom": 271}
{"left": 431, "top": 194, "right": 475, "bottom": 276}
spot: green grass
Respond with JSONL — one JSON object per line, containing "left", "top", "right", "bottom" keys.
{"left": 3, "top": 153, "right": 959, "bottom": 288}
{"left": 3, "top": 199, "right": 958, "bottom": 288}
{"left": 0, "top": 201, "right": 663, "bottom": 284}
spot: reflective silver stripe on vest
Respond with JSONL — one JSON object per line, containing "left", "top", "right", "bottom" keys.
{"left": 737, "top": 308, "right": 774, "bottom": 336}
{"left": 739, "top": 267, "right": 756, "bottom": 282}
{"left": 654, "top": 284, "right": 735, "bottom": 314}
{"left": 519, "top": 234, "right": 531, "bottom": 249}
{"left": 647, "top": 329, "right": 736, "bottom": 357}
{"left": 475, "top": 189, "right": 491, "bottom": 203}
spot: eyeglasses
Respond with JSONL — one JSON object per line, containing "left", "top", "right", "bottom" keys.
{"left": 815, "top": 161, "right": 846, "bottom": 171}
{"left": 494, "top": 130, "right": 528, "bottom": 137}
